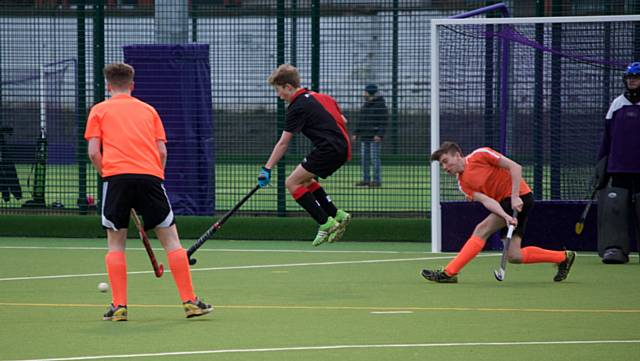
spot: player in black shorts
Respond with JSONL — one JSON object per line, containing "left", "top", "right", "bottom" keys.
{"left": 258, "top": 64, "right": 352, "bottom": 246}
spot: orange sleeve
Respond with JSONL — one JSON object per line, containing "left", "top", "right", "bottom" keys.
{"left": 474, "top": 148, "right": 502, "bottom": 166}
{"left": 84, "top": 105, "right": 102, "bottom": 140}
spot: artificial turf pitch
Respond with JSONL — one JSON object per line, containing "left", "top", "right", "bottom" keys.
{"left": 0, "top": 237, "right": 639, "bottom": 361}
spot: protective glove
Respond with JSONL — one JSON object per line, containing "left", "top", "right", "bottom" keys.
{"left": 258, "top": 166, "right": 271, "bottom": 188}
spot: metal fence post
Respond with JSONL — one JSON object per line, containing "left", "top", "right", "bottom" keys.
{"left": 77, "top": 0, "right": 88, "bottom": 214}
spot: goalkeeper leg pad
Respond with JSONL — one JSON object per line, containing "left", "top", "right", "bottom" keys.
{"left": 598, "top": 187, "right": 631, "bottom": 263}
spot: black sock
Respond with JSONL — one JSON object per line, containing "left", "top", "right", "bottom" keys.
{"left": 311, "top": 186, "right": 338, "bottom": 218}
{"left": 294, "top": 190, "right": 329, "bottom": 224}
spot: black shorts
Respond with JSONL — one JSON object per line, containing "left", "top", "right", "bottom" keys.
{"left": 101, "top": 174, "right": 175, "bottom": 231}
{"left": 301, "top": 147, "right": 348, "bottom": 178}
{"left": 498, "top": 192, "right": 534, "bottom": 238}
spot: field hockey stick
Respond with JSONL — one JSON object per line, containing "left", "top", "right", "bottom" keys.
{"left": 575, "top": 187, "right": 598, "bottom": 235}
{"left": 130, "top": 209, "right": 164, "bottom": 278}
{"left": 187, "top": 185, "right": 261, "bottom": 265}
{"left": 494, "top": 210, "right": 518, "bottom": 282}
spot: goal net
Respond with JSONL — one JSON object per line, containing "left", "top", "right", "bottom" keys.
{"left": 430, "top": 15, "right": 640, "bottom": 252}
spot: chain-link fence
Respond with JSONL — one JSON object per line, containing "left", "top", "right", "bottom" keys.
{"left": 0, "top": 0, "right": 638, "bottom": 217}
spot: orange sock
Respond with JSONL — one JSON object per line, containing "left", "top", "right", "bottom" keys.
{"left": 444, "top": 235, "right": 486, "bottom": 276}
{"left": 167, "top": 248, "right": 196, "bottom": 303}
{"left": 105, "top": 251, "right": 127, "bottom": 306}
{"left": 521, "top": 246, "right": 566, "bottom": 264}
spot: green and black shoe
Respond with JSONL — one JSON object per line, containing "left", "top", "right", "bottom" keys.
{"left": 554, "top": 250, "right": 576, "bottom": 282}
{"left": 329, "top": 210, "right": 352, "bottom": 243}
{"left": 420, "top": 268, "right": 458, "bottom": 283}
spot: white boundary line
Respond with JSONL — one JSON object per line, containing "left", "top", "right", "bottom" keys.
{"left": 0, "top": 254, "right": 472, "bottom": 282}
{"left": 4, "top": 339, "right": 639, "bottom": 361}
{"left": 0, "top": 245, "right": 436, "bottom": 255}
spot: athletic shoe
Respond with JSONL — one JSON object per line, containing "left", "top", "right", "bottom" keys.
{"left": 103, "top": 304, "right": 128, "bottom": 321}
{"left": 420, "top": 268, "right": 458, "bottom": 283}
{"left": 329, "top": 210, "right": 352, "bottom": 243}
{"left": 369, "top": 181, "right": 382, "bottom": 188}
{"left": 553, "top": 250, "right": 576, "bottom": 282}
{"left": 183, "top": 297, "right": 213, "bottom": 318}
{"left": 312, "top": 217, "right": 339, "bottom": 247}
{"left": 355, "top": 181, "right": 369, "bottom": 187}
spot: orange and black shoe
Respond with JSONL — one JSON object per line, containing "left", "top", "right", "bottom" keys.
{"left": 183, "top": 297, "right": 213, "bottom": 318}
{"left": 420, "top": 268, "right": 458, "bottom": 283}
{"left": 103, "top": 304, "right": 128, "bottom": 321}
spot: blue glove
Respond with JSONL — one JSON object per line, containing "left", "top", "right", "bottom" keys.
{"left": 258, "top": 167, "right": 271, "bottom": 188}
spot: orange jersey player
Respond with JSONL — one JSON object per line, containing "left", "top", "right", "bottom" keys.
{"left": 421, "top": 142, "right": 576, "bottom": 283}
{"left": 85, "top": 62, "right": 212, "bottom": 320}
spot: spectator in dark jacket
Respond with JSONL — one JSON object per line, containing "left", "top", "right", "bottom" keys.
{"left": 352, "top": 84, "right": 388, "bottom": 187}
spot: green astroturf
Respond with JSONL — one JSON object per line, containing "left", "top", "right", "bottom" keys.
{"left": 1, "top": 237, "right": 639, "bottom": 361}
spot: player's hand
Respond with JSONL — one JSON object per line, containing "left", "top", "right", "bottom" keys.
{"left": 504, "top": 214, "right": 518, "bottom": 227}
{"left": 373, "top": 136, "right": 382, "bottom": 143}
{"left": 511, "top": 196, "right": 523, "bottom": 212}
{"left": 258, "top": 167, "right": 271, "bottom": 188}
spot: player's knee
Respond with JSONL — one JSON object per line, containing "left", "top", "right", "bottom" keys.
{"left": 507, "top": 255, "right": 522, "bottom": 264}
{"left": 472, "top": 223, "right": 493, "bottom": 240}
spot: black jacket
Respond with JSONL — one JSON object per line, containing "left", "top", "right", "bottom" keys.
{"left": 355, "top": 96, "right": 388, "bottom": 139}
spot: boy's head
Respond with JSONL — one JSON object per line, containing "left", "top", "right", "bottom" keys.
{"left": 268, "top": 64, "right": 301, "bottom": 102}
{"left": 104, "top": 63, "right": 134, "bottom": 93}
{"left": 430, "top": 141, "right": 465, "bottom": 175}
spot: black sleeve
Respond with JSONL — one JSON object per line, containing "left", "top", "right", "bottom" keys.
{"left": 284, "top": 103, "right": 306, "bottom": 134}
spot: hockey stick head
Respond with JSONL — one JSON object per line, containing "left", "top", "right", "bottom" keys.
{"left": 493, "top": 268, "right": 505, "bottom": 281}
{"left": 189, "top": 258, "right": 197, "bottom": 266}
{"left": 155, "top": 264, "right": 164, "bottom": 277}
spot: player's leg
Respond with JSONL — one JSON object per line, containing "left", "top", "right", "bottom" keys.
{"left": 101, "top": 176, "right": 133, "bottom": 321}
{"left": 286, "top": 165, "right": 338, "bottom": 246}
{"left": 371, "top": 140, "right": 381, "bottom": 187}
{"left": 307, "top": 180, "right": 351, "bottom": 243}
{"left": 598, "top": 174, "right": 633, "bottom": 264}
{"left": 500, "top": 193, "right": 575, "bottom": 281}
{"left": 421, "top": 213, "right": 505, "bottom": 283}
{"left": 138, "top": 177, "right": 212, "bottom": 318}
{"left": 358, "top": 140, "right": 370, "bottom": 186}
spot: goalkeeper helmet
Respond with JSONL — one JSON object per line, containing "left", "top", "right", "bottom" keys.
{"left": 625, "top": 62, "right": 640, "bottom": 76}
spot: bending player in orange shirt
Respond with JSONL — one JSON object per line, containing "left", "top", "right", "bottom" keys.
{"left": 422, "top": 142, "right": 576, "bottom": 283}
{"left": 85, "top": 63, "right": 212, "bottom": 321}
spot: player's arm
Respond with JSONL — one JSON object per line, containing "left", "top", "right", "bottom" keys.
{"left": 156, "top": 140, "right": 167, "bottom": 169}
{"left": 265, "top": 131, "right": 293, "bottom": 169}
{"left": 497, "top": 156, "right": 523, "bottom": 212}
{"left": 87, "top": 137, "right": 103, "bottom": 176}
{"left": 472, "top": 191, "right": 517, "bottom": 226}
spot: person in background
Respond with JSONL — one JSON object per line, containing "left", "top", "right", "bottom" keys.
{"left": 352, "top": 84, "right": 388, "bottom": 188}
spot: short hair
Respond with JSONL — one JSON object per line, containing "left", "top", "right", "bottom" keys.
{"left": 430, "top": 141, "right": 463, "bottom": 161}
{"left": 268, "top": 64, "right": 301, "bottom": 88}
{"left": 103, "top": 63, "right": 134, "bottom": 89}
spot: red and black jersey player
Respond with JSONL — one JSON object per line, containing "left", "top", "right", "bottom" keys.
{"left": 258, "top": 64, "right": 352, "bottom": 246}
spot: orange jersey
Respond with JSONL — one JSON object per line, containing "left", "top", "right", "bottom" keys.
{"left": 84, "top": 94, "right": 166, "bottom": 179}
{"left": 457, "top": 147, "right": 531, "bottom": 201}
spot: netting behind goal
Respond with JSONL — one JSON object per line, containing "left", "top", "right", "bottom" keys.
{"left": 431, "top": 15, "right": 640, "bottom": 252}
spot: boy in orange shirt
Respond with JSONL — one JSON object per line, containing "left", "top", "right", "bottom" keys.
{"left": 85, "top": 63, "right": 212, "bottom": 320}
{"left": 422, "top": 141, "right": 576, "bottom": 283}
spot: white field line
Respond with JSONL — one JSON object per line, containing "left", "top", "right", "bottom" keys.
{"left": 3, "top": 339, "right": 640, "bottom": 361}
{"left": 0, "top": 245, "right": 436, "bottom": 255}
{"left": 0, "top": 254, "right": 476, "bottom": 282}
